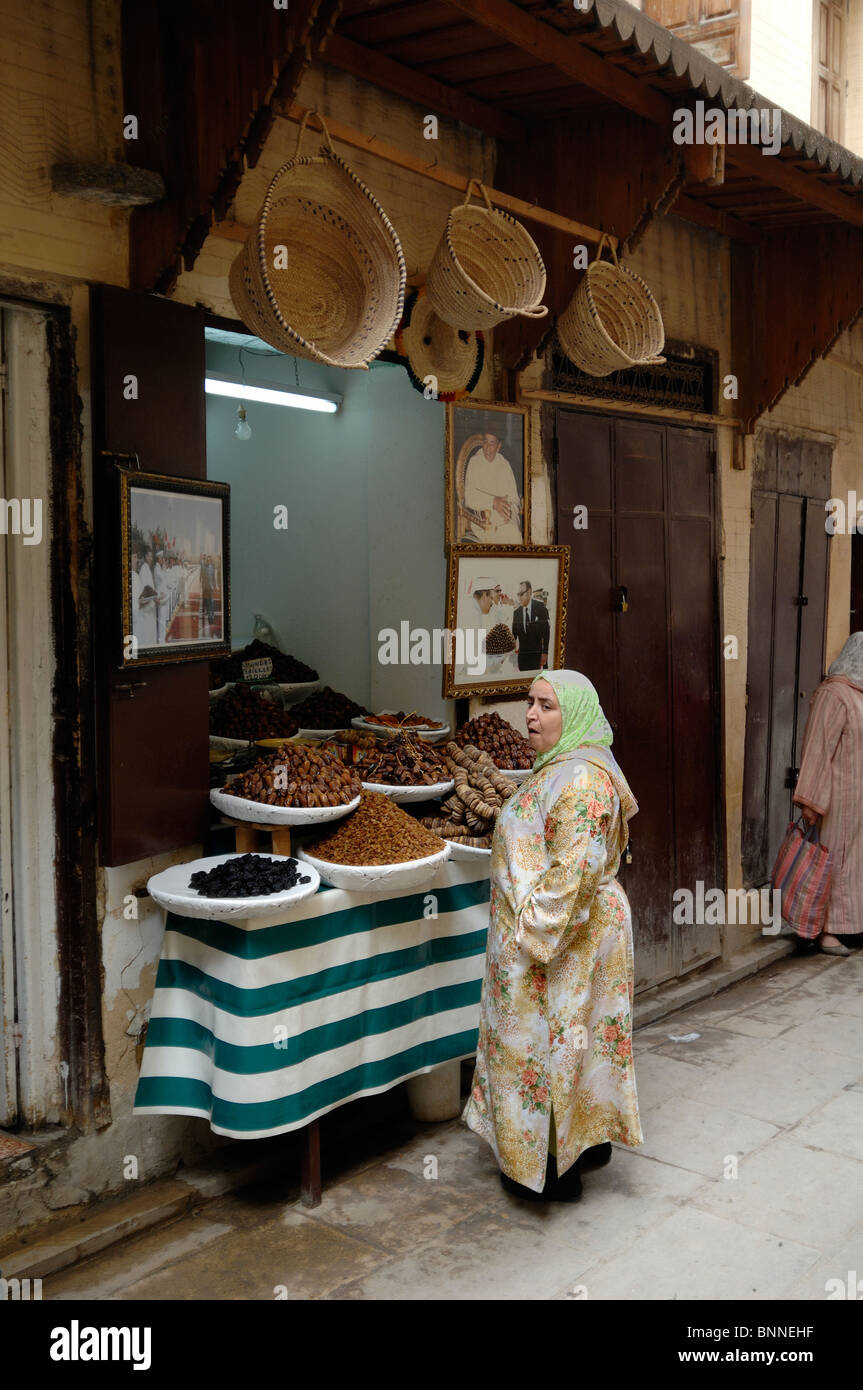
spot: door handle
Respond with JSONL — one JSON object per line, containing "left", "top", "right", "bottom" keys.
{"left": 784, "top": 766, "right": 799, "bottom": 789}
{"left": 114, "top": 681, "right": 149, "bottom": 699}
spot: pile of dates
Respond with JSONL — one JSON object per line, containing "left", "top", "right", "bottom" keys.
{"left": 210, "top": 684, "right": 299, "bottom": 740}
{"left": 454, "top": 711, "right": 533, "bottom": 769}
{"left": 360, "top": 733, "right": 449, "bottom": 787}
{"left": 221, "top": 743, "right": 362, "bottom": 808}
{"left": 288, "top": 685, "right": 369, "bottom": 729}
{"left": 189, "top": 854, "right": 311, "bottom": 898}
{"left": 213, "top": 639, "right": 318, "bottom": 685}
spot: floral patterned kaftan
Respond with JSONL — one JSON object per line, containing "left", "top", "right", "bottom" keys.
{"left": 462, "top": 748, "right": 643, "bottom": 1192}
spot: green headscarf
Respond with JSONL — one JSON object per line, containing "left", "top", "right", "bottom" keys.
{"left": 529, "top": 669, "right": 614, "bottom": 773}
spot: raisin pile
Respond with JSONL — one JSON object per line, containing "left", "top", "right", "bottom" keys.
{"left": 189, "top": 854, "right": 311, "bottom": 898}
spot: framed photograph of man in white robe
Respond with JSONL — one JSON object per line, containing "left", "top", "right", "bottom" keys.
{"left": 446, "top": 400, "right": 529, "bottom": 549}
{"left": 443, "top": 545, "right": 569, "bottom": 698}
{"left": 119, "top": 467, "right": 231, "bottom": 668}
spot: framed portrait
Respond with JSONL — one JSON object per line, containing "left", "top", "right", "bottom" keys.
{"left": 445, "top": 400, "right": 529, "bottom": 549}
{"left": 118, "top": 468, "right": 231, "bottom": 667}
{"left": 443, "top": 545, "right": 569, "bottom": 698}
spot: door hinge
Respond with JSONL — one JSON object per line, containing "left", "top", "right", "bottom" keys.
{"left": 10, "top": 1023, "right": 22, "bottom": 1048}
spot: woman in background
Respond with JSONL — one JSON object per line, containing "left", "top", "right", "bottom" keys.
{"left": 793, "top": 632, "right": 863, "bottom": 956}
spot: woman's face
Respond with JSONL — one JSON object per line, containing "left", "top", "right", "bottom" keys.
{"left": 526, "top": 680, "right": 562, "bottom": 752}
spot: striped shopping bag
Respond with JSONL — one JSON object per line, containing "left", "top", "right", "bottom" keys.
{"left": 770, "top": 817, "right": 833, "bottom": 940}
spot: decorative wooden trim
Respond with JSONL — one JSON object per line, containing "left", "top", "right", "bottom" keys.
{"left": 518, "top": 387, "right": 742, "bottom": 430}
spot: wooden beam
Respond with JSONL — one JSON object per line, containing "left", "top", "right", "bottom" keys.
{"left": 674, "top": 192, "right": 761, "bottom": 243}
{"left": 729, "top": 144, "right": 863, "bottom": 230}
{"left": 239, "top": 101, "right": 617, "bottom": 248}
{"left": 323, "top": 32, "right": 524, "bottom": 142}
{"left": 440, "top": 0, "right": 671, "bottom": 126}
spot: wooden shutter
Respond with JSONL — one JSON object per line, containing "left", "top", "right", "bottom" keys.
{"left": 91, "top": 285, "right": 210, "bottom": 867}
{"left": 813, "top": 0, "right": 847, "bottom": 142}
{"left": 643, "top": 0, "right": 752, "bottom": 79}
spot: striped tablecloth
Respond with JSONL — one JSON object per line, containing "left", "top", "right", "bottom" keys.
{"left": 134, "top": 861, "right": 490, "bottom": 1139}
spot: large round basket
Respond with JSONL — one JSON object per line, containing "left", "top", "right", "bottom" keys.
{"left": 557, "top": 234, "right": 665, "bottom": 378}
{"left": 426, "top": 179, "right": 547, "bottom": 331}
{"left": 229, "top": 112, "right": 406, "bottom": 369}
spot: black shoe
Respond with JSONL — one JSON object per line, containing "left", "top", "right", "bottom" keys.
{"left": 500, "top": 1170, "right": 547, "bottom": 1201}
{"left": 578, "top": 1142, "right": 612, "bottom": 1171}
{"left": 544, "top": 1158, "right": 583, "bottom": 1203}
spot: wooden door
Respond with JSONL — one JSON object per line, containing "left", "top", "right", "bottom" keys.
{"left": 741, "top": 442, "right": 831, "bottom": 886}
{"left": 556, "top": 410, "right": 721, "bottom": 992}
{"left": 91, "top": 287, "right": 211, "bottom": 866}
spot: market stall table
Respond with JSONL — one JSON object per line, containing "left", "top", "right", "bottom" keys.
{"left": 134, "top": 860, "right": 491, "bottom": 1205}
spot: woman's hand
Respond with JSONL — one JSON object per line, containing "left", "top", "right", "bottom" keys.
{"left": 799, "top": 805, "right": 818, "bottom": 826}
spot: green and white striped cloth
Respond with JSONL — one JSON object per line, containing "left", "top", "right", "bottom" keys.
{"left": 134, "top": 862, "right": 490, "bottom": 1138}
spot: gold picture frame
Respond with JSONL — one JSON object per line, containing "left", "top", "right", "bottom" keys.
{"left": 445, "top": 399, "right": 530, "bottom": 550}
{"left": 443, "top": 545, "right": 569, "bottom": 698}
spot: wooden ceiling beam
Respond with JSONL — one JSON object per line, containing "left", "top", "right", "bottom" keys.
{"left": 674, "top": 193, "right": 761, "bottom": 242}
{"left": 439, "top": 0, "right": 863, "bottom": 229}
{"left": 439, "top": 0, "right": 671, "bottom": 125}
{"left": 323, "top": 32, "right": 524, "bottom": 140}
{"left": 725, "top": 145, "right": 863, "bottom": 228}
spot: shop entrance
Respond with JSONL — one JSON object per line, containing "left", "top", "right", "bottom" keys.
{"left": 741, "top": 434, "right": 831, "bottom": 888}
{"left": 554, "top": 409, "right": 722, "bottom": 993}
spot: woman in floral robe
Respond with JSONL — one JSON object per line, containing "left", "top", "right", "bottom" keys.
{"left": 463, "top": 670, "right": 643, "bottom": 1198}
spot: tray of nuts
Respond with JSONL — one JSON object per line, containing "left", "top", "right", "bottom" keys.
{"left": 211, "top": 742, "right": 363, "bottom": 825}
{"left": 299, "top": 790, "right": 449, "bottom": 893}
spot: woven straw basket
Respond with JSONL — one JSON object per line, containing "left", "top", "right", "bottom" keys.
{"left": 557, "top": 234, "right": 665, "bottom": 377}
{"left": 229, "top": 112, "right": 406, "bottom": 369}
{"left": 426, "top": 179, "right": 547, "bottom": 331}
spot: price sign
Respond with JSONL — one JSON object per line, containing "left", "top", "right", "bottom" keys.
{"left": 242, "top": 657, "right": 273, "bottom": 681}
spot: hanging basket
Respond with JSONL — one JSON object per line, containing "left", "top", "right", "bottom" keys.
{"left": 557, "top": 234, "right": 665, "bottom": 378}
{"left": 229, "top": 112, "right": 406, "bottom": 369}
{"left": 426, "top": 179, "right": 548, "bottom": 331}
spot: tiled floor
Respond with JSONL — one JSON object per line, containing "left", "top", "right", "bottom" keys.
{"left": 46, "top": 948, "right": 863, "bottom": 1301}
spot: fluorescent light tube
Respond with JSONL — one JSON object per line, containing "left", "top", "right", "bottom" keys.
{"left": 205, "top": 376, "right": 341, "bottom": 413}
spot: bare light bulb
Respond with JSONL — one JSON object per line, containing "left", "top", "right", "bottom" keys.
{"left": 234, "top": 404, "right": 252, "bottom": 441}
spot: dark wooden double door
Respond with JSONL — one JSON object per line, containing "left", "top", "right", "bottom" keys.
{"left": 741, "top": 436, "right": 832, "bottom": 886}
{"left": 555, "top": 410, "right": 721, "bottom": 992}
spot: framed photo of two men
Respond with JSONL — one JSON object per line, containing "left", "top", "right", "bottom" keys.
{"left": 445, "top": 400, "right": 529, "bottom": 549}
{"left": 443, "top": 545, "right": 570, "bottom": 699}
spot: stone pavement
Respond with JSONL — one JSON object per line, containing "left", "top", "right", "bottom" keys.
{"left": 45, "top": 948, "right": 863, "bottom": 1301}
